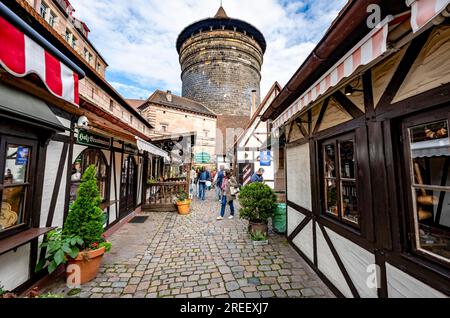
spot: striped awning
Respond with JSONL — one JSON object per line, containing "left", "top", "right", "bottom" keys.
{"left": 0, "top": 12, "right": 81, "bottom": 105}
{"left": 408, "top": 0, "right": 450, "bottom": 33}
{"left": 272, "top": 16, "right": 393, "bottom": 130}
{"left": 135, "top": 136, "right": 170, "bottom": 160}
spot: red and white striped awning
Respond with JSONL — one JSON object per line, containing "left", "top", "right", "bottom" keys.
{"left": 272, "top": 16, "right": 393, "bottom": 130}
{"left": 0, "top": 16, "right": 79, "bottom": 105}
{"left": 408, "top": 0, "right": 450, "bottom": 33}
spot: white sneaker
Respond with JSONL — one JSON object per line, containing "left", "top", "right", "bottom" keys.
{"left": 217, "top": 216, "right": 224, "bottom": 220}
{"left": 228, "top": 216, "right": 234, "bottom": 220}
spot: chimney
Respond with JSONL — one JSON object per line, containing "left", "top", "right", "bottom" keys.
{"left": 166, "top": 90, "right": 172, "bottom": 103}
{"left": 251, "top": 90, "right": 257, "bottom": 116}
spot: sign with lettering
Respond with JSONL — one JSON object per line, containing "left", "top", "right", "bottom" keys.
{"left": 16, "top": 146, "right": 29, "bottom": 165}
{"left": 259, "top": 151, "right": 271, "bottom": 167}
{"left": 77, "top": 130, "right": 111, "bottom": 149}
{"left": 195, "top": 152, "right": 211, "bottom": 164}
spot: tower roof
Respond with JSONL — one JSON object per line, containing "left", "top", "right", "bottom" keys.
{"left": 214, "top": 6, "right": 229, "bottom": 19}
{"left": 176, "top": 7, "right": 266, "bottom": 54}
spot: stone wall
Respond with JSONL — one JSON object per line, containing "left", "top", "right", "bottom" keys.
{"left": 140, "top": 104, "right": 217, "bottom": 164}
{"left": 179, "top": 30, "right": 263, "bottom": 118}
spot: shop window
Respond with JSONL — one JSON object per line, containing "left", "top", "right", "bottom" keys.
{"left": 405, "top": 117, "right": 450, "bottom": 263}
{"left": 0, "top": 142, "right": 33, "bottom": 236}
{"left": 70, "top": 148, "right": 108, "bottom": 204}
{"left": 320, "top": 133, "right": 360, "bottom": 227}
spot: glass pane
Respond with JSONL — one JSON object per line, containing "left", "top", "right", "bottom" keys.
{"left": 70, "top": 150, "right": 108, "bottom": 204}
{"left": 325, "top": 178, "right": 338, "bottom": 216}
{"left": 341, "top": 181, "right": 359, "bottom": 224}
{"left": 4, "top": 144, "right": 30, "bottom": 185}
{"left": 0, "top": 186, "right": 26, "bottom": 231}
{"left": 340, "top": 140, "right": 356, "bottom": 179}
{"left": 409, "top": 120, "right": 450, "bottom": 262}
{"left": 324, "top": 143, "right": 336, "bottom": 178}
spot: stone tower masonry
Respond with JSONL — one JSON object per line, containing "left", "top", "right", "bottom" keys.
{"left": 176, "top": 6, "right": 266, "bottom": 157}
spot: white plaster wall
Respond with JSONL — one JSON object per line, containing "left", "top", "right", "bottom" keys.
{"left": 386, "top": 263, "right": 447, "bottom": 298}
{"left": 0, "top": 244, "right": 30, "bottom": 291}
{"left": 286, "top": 143, "right": 312, "bottom": 210}
{"left": 316, "top": 224, "right": 353, "bottom": 298}
{"left": 326, "top": 228, "right": 377, "bottom": 298}
{"left": 292, "top": 220, "right": 314, "bottom": 263}
{"left": 287, "top": 206, "right": 305, "bottom": 236}
{"left": 40, "top": 140, "right": 70, "bottom": 228}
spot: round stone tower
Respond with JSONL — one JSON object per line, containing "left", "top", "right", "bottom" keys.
{"left": 176, "top": 6, "right": 266, "bottom": 118}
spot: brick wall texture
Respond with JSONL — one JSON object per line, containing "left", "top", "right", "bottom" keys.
{"left": 179, "top": 29, "right": 265, "bottom": 156}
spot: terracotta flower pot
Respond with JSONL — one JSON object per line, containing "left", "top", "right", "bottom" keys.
{"left": 248, "top": 221, "right": 268, "bottom": 236}
{"left": 66, "top": 246, "right": 106, "bottom": 285}
{"left": 176, "top": 200, "right": 191, "bottom": 215}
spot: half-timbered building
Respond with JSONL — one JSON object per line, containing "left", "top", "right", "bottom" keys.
{"left": 262, "top": 0, "right": 450, "bottom": 297}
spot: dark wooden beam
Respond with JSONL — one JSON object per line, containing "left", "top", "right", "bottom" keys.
{"left": 313, "top": 97, "right": 330, "bottom": 134}
{"left": 376, "top": 28, "right": 431, "bottom": 109}
{"left": 319, "top": 223, "right": 360, "bottom": 298}
{"left": 288, "top": 215, "right": 312, "bottom": 242}
{"left": 333, "top": 90, "right": 364, "bottom": 119}
{"left": 63, "top": 117, "right": 75, "bottom": 223}
{"left": 362, "top": 70, "right": 375, "bottom": 117}
{"left": 46, "top": 142, "right": 69, "bottom": 227}
{"left": 295, "top": 118, "right": 309, "bottom": 137}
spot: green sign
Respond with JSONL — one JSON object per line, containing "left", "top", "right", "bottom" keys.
{"left": 77, "top": 130, "right": 111, "bottom": 149}
{"left": 195, "top": 152, "right": 211, "bottom": 163}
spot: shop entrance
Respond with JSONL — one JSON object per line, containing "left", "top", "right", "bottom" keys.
{"left": 119, "top": 155, "right": 137, "bottom": 218}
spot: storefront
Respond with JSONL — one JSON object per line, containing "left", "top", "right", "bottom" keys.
{"left": 262, "top": 0, "right": 450, "bottom": 297}
{"left": 0, "top": 3, "right": 161, "bottom": 292}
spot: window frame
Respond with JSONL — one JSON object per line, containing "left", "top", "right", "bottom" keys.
{"left": 39, "top": 1, "right": 48, "bottom": 20}
{"left": 318, "top": 131, "right": 361, "bottom": 230}
{"left": 0, "top": 135, "right": 37, "bottom": 240}
{"left": 400, "top": 106, "right": 450, "bottom": 269}
{"left": 70, "top": 148, "right": 109, "bottom": 205}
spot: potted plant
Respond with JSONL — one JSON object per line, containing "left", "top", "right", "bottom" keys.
{"left": 238, "top": 182, "right": 277, "bottom": 236}
{"left": 176, "top": 191, "right": 191, "bottom": 215}
{"left": 251, "top": 230, "right": 269, "bottom": 246}
{"left": 0, "top": 284, "right": 17, "bottom": 298}
{"left": 36, "top": 165, "right": 111, "bottom": 284}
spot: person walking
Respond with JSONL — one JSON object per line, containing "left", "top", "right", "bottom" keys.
{"left": 214, "top": 166, "right": 225, "bottom": 201}
{"left": 198, "top": 167, "right": 211, "bottom": 201}
{"left": 250, "top": 168, "right": 265, "bottom": 183}
{"left": 217, "top": 170, "right": 238, "bottom": 220}
{"left": 189, "top": 167, "right": 197, "bottom": 199}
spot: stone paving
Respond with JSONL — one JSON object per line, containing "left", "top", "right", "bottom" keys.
{"left": 43, "top": 190, "right": 334, "bottom": 298}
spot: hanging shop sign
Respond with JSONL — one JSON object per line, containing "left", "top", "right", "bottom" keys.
{"left": 259, "top": 151, "right": 271, "bottom": 167}
{"left": 195, "top": 152, "right": 211, "bottom": 164}
{"left": 77, "top": 130, "right": 111, "bottom": 149}
{"left": 15, "top": 146, "right": 29, "bottom": 165}
{"left": 124, "top": 143, "right": 139, "bottom": 155}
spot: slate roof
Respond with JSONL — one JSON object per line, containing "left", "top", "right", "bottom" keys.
{"left": 138, "top": 90, "right": 216, "bottom": 117}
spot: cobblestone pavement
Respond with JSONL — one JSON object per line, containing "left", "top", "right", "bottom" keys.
{"left": 43, "top": 190, "right": 334, "bottom": 298}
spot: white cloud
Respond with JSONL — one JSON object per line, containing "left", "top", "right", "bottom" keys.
{"left": 70, "top": 0, "right": 346, "bottom": 99}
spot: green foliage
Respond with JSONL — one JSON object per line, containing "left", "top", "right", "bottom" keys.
{"left": 147, "top": 178, "right": 157, "bottom": 184}
{"left": 99, "top": 241, "right": 112, "bottom": 253}
{"left": 63, "top": 165, "right": 106, "bottom": 247}
{"left": 0, "top": 285, "right": 6, "bottom": 297}
{"left": 238, "top": 182, "right": 277, "bottom": 223}
{"left": 177, "top": 191, "right": 189, "bottom": 202}
{"left": 38, "top": 293, "right": 64, "bottom": 298}
{"left": 35, "top": 228, "right": 83, "bottom": 274}
{"left": 250, "top": 230, "right": 268, "bottom": 242}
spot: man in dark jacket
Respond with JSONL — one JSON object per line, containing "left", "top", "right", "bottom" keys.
{"left": 215, "top": 166, "right": 225, "bottom": 201}
{"left": 198, "top": 167, "right": 211, "bottom": 201}
{"left": 250, "top": 168, "right": 265, "bottom": 183}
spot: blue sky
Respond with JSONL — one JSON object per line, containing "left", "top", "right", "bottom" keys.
{"left": 70, "top": 0, "right": 347, "bottom": 99}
